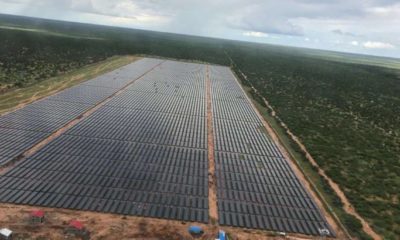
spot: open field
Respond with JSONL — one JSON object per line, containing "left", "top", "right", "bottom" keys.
{"left": 0, "top": 58, "right": 337, "bottom": 238}
{"left": 1, "top": 13, "right": 399, "bottom": 239}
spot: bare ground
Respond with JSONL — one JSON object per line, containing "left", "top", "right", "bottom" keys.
{"left": 0, "top": 203, "right": 324, "bottom": 240}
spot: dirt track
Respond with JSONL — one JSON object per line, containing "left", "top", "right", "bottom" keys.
{"left": 279, "top": 122, "right": 381, "bottom": 240}
{"left": 237, "top": 70, "right": 381, "bottom": 240}
{"left": 231, "top": 71, "right": 347, "bottom": 239}
{"left": 206, "top": 65, "right": 218, "bottom": 223}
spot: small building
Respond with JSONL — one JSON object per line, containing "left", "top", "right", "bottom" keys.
{"left": 31, "top": 210, "right": 45, "bottom": 223}
{"left": 69, "top": 220, "right": 84, "bottom": 232}
{"left": 0, "top": 228, "right": 12, "bottom": 240}
{"left": 67, "top": 220, "right": 89, "bottom": 240}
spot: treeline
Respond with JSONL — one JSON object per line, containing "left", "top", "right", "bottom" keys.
{"left": 0, "top": 14, "right": 230, "bottom": 88}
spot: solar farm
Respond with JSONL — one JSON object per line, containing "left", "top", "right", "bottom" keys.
{"left": 0, "top": 58, "right": 334, "bottom": 237}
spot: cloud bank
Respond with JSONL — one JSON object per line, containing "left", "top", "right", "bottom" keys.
{"left": 363, "top": 41, "right": 395, "bottom": 49}
{"left": 0, "top": 0, "right": 399, "bottom": 58}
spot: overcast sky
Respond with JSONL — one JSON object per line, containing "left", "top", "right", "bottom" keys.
{"left": 1, "top": 0, "right": 400, "bottom": 58}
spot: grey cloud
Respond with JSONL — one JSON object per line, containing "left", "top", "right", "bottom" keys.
{"left": 3, "top": 0, "right": 396, "bottom": 36}
{"left": 223, "top": 0, "right": 368, "bottom": 36}
{"left": 225, "top": 1, "right": 306, "bottom": 36}
{"left": 0, "top": 0, "right": 399, "bottom": 57}
{"left": 332, "top": 29, "right": 363, "bottom": 38}
{"left": 228, "top": 16, "right": 304, "bottom": 36}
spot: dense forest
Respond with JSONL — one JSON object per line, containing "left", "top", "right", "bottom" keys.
{"left": 0, "top": 14, "right": 399, "bottom": 239}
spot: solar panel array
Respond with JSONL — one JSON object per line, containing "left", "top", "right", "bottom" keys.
{"left": 0, "top": 58, "right": 162, "bottom": 166}
{"left": 210, "top": 66, "right": 334, "bottom": 236}
{"left": 0, "top": 59, "right": 334, "bottom": 236}
{"left": 0, "top": 60, "right": 210, "bottom": 223}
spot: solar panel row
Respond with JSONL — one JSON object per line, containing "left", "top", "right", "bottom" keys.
{"left": 0, "top": 189, "right": 207, "bottom": 222}
{"left": 214, "top": 118, "right": 283, "bottom": 157}
{"left": 212, "top": 99, "right": 260, "bottom": 123}
{"left": 106, "top": 91, "right": 205, "bottom": 117}
{"left": 66, "top": 108, "right": 206, "bottom": 149}
{"left": 209, "top": 65, "right": 334, "bottom": 236}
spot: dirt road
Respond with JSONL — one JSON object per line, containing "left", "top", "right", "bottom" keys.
{"left": 206, "top": 65, "right": 218, "bottom": 223}
{"left": 237, "top": 70, "right": 381, "bottom": 240}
